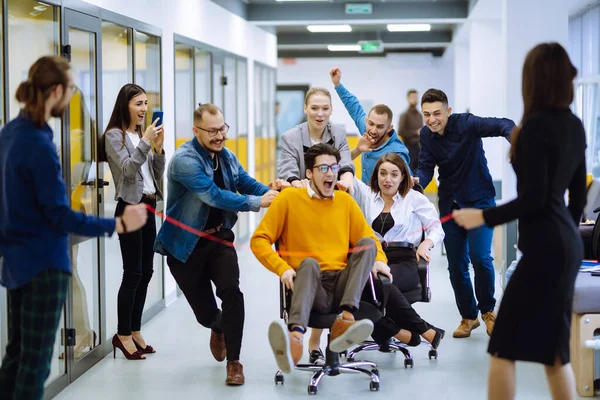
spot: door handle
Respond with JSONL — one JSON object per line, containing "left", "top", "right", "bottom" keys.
{"left": 80, "top": 179, "right": 109, "bottom": 187}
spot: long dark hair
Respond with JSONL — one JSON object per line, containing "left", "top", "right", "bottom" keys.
{"left": 98, "top": 83, "right": 146, "bottom": 162}
{"left": 510, "top": 42, "right": 577, "bottom": 161}
{"left": 16, "top": 56, "right": 71, "bottom": 128}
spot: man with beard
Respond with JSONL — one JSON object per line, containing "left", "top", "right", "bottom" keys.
{"left": 329, "top": 67, "right": 411, "bottom": 183}
{"left": 397, "top": 89, "right": 424, "bottom": 171}
{"left": 154, "top": 103, "right": 283, "bottom": 386}
{"left": 0, "top": 56, "right": 148, "bottom": 399}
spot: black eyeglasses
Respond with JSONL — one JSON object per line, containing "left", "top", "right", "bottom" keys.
{"left": 313, "top": 163, "right": 341, "bottom": 174}
{"left": 194, "top": 123, "right": 230, "bottom": 137}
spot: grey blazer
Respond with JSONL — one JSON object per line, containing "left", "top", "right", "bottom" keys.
{"left": 104, "top": 128, "right": 165, "bottom": 204}
{"left": 277, "top": 122, "right": 354, "bottom": 182}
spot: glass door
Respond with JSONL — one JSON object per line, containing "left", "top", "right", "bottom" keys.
{"left": 62, "top": 8, "right": 105, "bottom": 384}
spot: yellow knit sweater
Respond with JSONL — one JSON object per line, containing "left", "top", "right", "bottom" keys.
{"left": 250, "top": 188, "right": 387, "bottom": 277}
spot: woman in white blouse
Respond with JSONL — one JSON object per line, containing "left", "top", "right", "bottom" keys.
{"left": 100, "top": 84, "right": 165, "bottom": 360}
{"left": 351, "top": 152, "right": 445, "bottom": 348}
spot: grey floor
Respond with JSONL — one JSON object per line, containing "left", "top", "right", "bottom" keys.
{"left": 55, "top": 246, "right": 587, "bottom": 400}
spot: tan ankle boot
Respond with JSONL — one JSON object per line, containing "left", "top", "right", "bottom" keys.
{"left": 481, "top": 311, "right": 496, "bottom": 337}
{"left": 452, "top": 318, "right": 480, "bottom": 338}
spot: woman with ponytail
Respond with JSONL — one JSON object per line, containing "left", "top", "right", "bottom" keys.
{"left": 0, "top": 56, "right": 147, "bottom": 399}
{"left": 453, "top": 43, "right": 586, "bottom": 400}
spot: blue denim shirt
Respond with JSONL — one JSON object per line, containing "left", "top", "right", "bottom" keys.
{"left": 154, "top": 139, "right": 269, "bottom": 263}
{"left": 335, "top": 84, "right": 411, "bottom": 183}
{"left": 415, "top": 113, "right": 515, "bottom": 217}
{"left": 0, "top": 112, "right": 115, "bottom": 289}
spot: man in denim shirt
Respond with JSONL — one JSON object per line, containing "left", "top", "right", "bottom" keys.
{"left": 414, "top": 89, "right": 515, "bottom": 340}
{"left": 330, "top": 67, "right": 411, "bottom": 183}
{"left": 154, "top": 104, "right": 280, "bottom": 385}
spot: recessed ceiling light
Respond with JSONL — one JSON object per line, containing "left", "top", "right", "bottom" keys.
{"left": 387, "top": 24, "right": 431, "bottom": 32}
{"left": 307, "top": 25, "right": 352, "bottom": 33}
{"left": 327, "top": 44, "right": 360, "bottom": 52}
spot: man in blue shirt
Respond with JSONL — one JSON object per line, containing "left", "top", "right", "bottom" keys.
{"left": 154, "top": 103, "right": 283, "bottom": 386}
{"left": 0, "top": 56, "right": 147, "bottom": 400}
{"left": 414, "top": 89, "right": 515, "bottom": 339}
{"left": 330, "top": 67, "right": 411, "bottom": 183}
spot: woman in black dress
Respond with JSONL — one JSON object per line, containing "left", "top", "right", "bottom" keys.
{"left": 452, "top": 42, "right": 585, "bottom": 400}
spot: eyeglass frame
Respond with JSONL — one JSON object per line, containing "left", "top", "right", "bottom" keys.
{"left": 194, "top": 123, "right": 230, "bottom": 137}
{"left": 312, "top": 163, "right": 341, "bottom": 174}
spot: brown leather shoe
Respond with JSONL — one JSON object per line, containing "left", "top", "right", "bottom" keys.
{"left": 452, "top": 318, "right": 480, "bottom": 338}
{"left": 225, "top": 360, "right": 245, "bottom": 385}
{"left": 481, "top": 311, "right": 496, "bottom": 337}
{"left": 329, "top": 316, "right": 374, "bottom": 353}
{"left": 210, "top": 330, "right": 226, "bottom": 362}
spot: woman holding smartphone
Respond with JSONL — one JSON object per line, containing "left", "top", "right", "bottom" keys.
{"left": 100, "top": 83, "right": 165, "bottom": 360}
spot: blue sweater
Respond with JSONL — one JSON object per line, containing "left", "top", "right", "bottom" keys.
{"left": 0, "top": 112, "right": 116, "bottom": 289}
{"left": 334, "top": 84, "right": 411, "bottom": 183}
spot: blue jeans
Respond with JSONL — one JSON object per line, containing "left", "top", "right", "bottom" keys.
{"left": 443, "top": 197, "right": 496, "bottom": 320}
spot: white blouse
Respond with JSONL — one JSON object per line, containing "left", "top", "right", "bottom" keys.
{"left": 351, "top": 177, "right": 445, "bottom": 248}
{"left": 126, "top": 132, "right": 156, "bottom": 195}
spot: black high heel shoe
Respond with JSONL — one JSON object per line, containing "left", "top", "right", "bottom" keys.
{"left": 429, "top": 326, "right": 445, "bottom": 350}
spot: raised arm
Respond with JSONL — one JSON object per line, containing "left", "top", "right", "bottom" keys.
{"left": 467, "top": 113, "right": 516, "bottom": 143}
{"left": 330, "top": 68, "right": 367, "bottom": 135}
{"left": 170, "top": 155, "right": 262, "bottom": 212}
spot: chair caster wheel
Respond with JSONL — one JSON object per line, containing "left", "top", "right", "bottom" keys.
{"left": 370, "top": 381, "right": 380, "bottom": 391}
{"left": 339, "top": 350, "right": 347, "bottom": 358}
{"left": 404, "top": 359, "right": 414, "bottom": 368}
{"left": 428, "top": 349, "right": 438, "bottom": 360}
{"left": 308, "top": 385, "right": 318, "bottom": 395}
{"left": 371, "top": 369, "right": 379, "bottom": 377}
{"left": 347, "top": 355, "right": 355, "bottom": 362}
{"left": 275, "top": 372, "right": 284, "bottom": 385}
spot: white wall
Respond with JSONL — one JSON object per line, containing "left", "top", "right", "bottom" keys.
{"left": 84, "top": 0, "right": 277, "bottom": 300}
{"left": 276, "top": 53, "right": 454, "bottom": 135}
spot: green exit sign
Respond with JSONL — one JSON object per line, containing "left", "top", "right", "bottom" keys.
{"left": 358, "top": 40, "right": 384, "bottom": 53}
{"left": 345, "top": 3, "right": 372, "bottom": 14}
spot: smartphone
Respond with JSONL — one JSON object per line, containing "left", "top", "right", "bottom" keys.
{"left": 151, "top": 110, "right": 163, "bottom": 127}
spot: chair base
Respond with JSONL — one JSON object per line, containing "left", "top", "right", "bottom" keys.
{"left": 273, "top": 344, "right": 380, "bottom": 395}
{"left": 345, "top": 338, "right": 439, "bottom": 368}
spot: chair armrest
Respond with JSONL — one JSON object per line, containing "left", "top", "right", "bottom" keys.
{"left": 417, "top": 258, "right": 431, "bottom": 302}
{"left": 375, "top": 273, "right": 393, "bottom": 312}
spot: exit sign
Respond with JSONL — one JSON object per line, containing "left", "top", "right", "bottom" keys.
{"left": 358, "top": 40, "right": 384, "bottom": 53}
{"left": 345, "top": 3, "right": 372, "bottom": 14}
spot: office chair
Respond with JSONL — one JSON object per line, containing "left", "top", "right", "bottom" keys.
{"left": 274, "top": 271, "right": 391, "bottom": 395}
{"left": 345, "top": 184, "right": 437, "bottom": 367}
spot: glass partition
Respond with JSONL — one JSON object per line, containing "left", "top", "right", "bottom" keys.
{"left": 175, "top": 43, "right": 194, "bottom": 149}
{"left": 134, "top": 31, "right": 163, "bottom": 311}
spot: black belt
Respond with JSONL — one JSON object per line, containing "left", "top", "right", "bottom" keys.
{"left": 381, "top": 241, "right": 414, "bottom": 250}
{"left": 142, "top": 193, "right": 157, "bottom": 199}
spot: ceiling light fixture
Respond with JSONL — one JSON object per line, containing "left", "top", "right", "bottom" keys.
{"left": 327, "top": 44, "right": 360, "bottom": 52}
{"left": 307, "top": 24, "right": 352, "bottom": 33}
{"left": 387, "top": 24, "right": 431, "bottom": 32}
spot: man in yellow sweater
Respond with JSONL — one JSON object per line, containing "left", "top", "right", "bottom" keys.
{"left": 251, "top": 143, "right": 391, "bottom": 374}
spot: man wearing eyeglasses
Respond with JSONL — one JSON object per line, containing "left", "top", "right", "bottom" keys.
{"left": 155, "top": 103, "right": 285, "bottom": 386}
{"left": 251, "top": 143, "right": 391, "bottom": 373}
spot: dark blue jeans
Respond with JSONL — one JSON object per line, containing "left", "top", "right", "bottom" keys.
{"left": 443, "top": 197, "right": 496, "bottom": 320}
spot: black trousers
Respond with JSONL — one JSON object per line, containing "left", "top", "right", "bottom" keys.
{"left": 166, "top": 229, "right": 244, "bottom": 361}
{"left": 115, "top": 196, "right": 156, "bottom": 336}
{"left": 368, "top": 248, "right": 430, "bottom": 341}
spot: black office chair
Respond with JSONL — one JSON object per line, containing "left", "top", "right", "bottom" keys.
{"left": 345, "top": 184, "right": 437, "bottom": 367}
{"left": 274, "top": 272, "right": 390, "bottom": 395}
